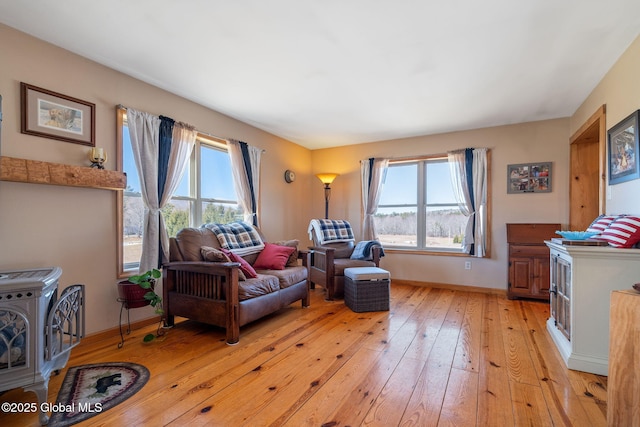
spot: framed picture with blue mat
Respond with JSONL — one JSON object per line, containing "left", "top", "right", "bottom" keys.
{"left": 608, "top": 110, "right": 640, "bottom": 185}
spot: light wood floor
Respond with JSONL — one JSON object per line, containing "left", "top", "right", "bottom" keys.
{"left": 1, "top": 283, "right": 607, "bottom": 426}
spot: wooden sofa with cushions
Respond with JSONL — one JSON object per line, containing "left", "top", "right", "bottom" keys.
{"left": 163, "top": 223, "right": 309, "bottom": 344}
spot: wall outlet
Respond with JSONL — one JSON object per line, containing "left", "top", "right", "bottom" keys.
{"left": 465, "top": 261, "right": 472, "bottom": 270}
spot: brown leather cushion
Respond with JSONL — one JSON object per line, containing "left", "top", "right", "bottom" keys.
{"left": 201, "top": 246, "right": 247, "bottom": 280}
{"left": 174, "top": 227, "right": 220, "bottom": 261}
{"left": 318, "top": 241, "right": 355, "bottom": 258}
{"left": 254, "top": 266, "right": 307, "bottom": 289}
{"left": 200, "top": 245, "right": 229, "bottom": 262}
{"left": 332, "top": 258, "right": 376, "bottom": 276}
{"left": 238, "top": 274, "right": 279, "bottom": 301}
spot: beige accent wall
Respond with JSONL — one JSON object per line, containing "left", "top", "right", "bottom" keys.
{"left": 570, "top": 34, "right": 640, "bottom": 215}
{"left": 0, "top": 24, "right": 312, "bottom": 334}
{"left": 311, "top": 119, "right": 570, "bottom": 289}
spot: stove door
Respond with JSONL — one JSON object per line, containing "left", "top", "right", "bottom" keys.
{"left": 46, "top": 284, "right": 85, "bottom": 362}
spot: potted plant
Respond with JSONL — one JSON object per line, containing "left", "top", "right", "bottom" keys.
{"left": 127, "top": 269, "right": 163, "bottom": 314}
{"left": 117, "top": 268, "right": 164, "bottom": 342}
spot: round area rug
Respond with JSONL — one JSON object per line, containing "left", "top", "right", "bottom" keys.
{"left": 48, "top": 362, "right": 149, "bottom": 426}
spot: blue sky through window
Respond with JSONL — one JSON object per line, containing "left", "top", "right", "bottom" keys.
{"left": 200, "top": 145, "right": 237, "bottom": 201}
{"left": 379, "top": 160, "right": 456, "bottom": 210}
{"left": 123, "top": 125, "right": 237, "bottom": 201}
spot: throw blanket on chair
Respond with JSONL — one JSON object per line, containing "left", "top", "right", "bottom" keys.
{"left": 350, "top": 240, "right": 385, "bottom": 261}
{"left": 308, "top": 219, "right": 355, "bottom": 245}
{"left": 203, "top": 221, "right": 265, "bottom": 256}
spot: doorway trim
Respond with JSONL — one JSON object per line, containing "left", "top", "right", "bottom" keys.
{"left": 569, "top": 105, "right": 607, "bottom": 216}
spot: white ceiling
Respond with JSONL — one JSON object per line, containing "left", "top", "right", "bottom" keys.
{"left": 2, "top": 1, "right": 640, "bottom": 149}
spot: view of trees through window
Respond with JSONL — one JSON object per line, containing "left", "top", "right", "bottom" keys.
{"left": 123, "top": 195, "right": 241, "bottom": 268}
{"left": 123, "top": 197, "right": 241, "bottom": 241}
{"left": 374, "top": 159, "right": 466, "bottom": 251}
{"left": 121, "top": 118, "right": 241, "bottom": 271}
{"left": 374, "top": 209, "right": 466, "bottom": 248}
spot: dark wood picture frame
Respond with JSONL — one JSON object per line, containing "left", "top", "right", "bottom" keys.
{"left": 608, "top": 110, "right": 640, "bottom": 185}
{"left": 507, "top": 162, "right": 552, "bottom": 193}
{"left": 21, "top": 82, "right": 95, "bottom": 146}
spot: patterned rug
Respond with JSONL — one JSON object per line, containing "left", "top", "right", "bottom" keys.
{"left": 48, "top": 362, "right": 149, "bottom": 426}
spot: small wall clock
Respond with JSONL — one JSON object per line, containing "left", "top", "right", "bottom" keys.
{"left": 284, "top": 170, "right": 296, "bottom": 183}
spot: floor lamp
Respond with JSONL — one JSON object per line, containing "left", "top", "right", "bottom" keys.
{"left": 316, "top": 173, "right": 338, "bottom": 219}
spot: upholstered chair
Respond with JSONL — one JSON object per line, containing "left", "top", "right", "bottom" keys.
{"left": 308, "top": 219, "right": 382, "bottom": 300}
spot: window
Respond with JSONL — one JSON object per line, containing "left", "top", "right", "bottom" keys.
{"left": 374, "top": 156, "right": 467, "bottom": 252}
{"left": 117, "top": 109, "right": 242, "bottom": 275}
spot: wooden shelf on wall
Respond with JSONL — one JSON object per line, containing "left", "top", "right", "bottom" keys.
{"left": 0, "top": 156, "right": 126, "bottom": 191}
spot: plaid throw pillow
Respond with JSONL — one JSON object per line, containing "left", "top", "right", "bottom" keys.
{"left": 203, "top": 221, "right": 265, "bottom": 256}
{"left": 316, "top": 219, "right": 355, "bottom": 243}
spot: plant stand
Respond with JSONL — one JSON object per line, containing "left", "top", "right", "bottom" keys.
{"left": 116, "top": 296, "right": 148, "bottom": 348}
{"left": 116, "top": 280, "right": 151, "bottom": 348}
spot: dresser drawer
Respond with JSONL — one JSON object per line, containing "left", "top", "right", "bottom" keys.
{"left": 506, "top": 223, "right": 560, "bottom": 244}
{"left": 509, "top": 244, "right": 549, "bottom": 257}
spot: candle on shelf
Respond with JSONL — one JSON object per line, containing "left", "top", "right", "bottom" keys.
{"left": 93, "top": 148, "right": 104, "bottom": 161}
{"left": 89, "top": 147, "right": 107, "bottom": 169}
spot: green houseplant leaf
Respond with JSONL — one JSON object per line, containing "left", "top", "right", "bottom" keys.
{"left": 127, "top": 268, "right": 163, "bottom": 315}
{"left": 127, "top": 268, "right": 165, "bottom": 342}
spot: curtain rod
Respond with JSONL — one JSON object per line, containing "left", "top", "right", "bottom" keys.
{"left": 116, "top": 104, "right": 266, "bottom": 153}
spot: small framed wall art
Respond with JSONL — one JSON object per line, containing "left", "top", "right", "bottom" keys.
{"left": 608, "top": 110, "right": 639, "bottom": 185}
{"left": 21, "top": 82, "right": 95, "bottom": 146}
{"left": 507, "top": 162, "right": 552, "bottom": 194}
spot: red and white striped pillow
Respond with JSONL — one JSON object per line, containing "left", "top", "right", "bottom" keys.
{"left": 598, "top": 216, "right": 640, "bottom": 248}
{"left": 586, "top": 215, "right": 619, "bottom": 236}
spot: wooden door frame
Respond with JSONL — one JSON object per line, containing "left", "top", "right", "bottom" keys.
{"left": 569, "top": 105, "right": 607, "bottom": 215}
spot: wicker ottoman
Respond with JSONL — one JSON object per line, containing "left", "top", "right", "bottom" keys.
{"left": 344, "top": 267, "right": 390, "bottom": 312}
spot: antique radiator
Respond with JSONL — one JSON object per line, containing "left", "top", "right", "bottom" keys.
{"left": 0, "top": 267, "right": 85, "bottom": 425}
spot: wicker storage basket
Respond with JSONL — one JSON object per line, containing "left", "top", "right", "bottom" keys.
{"left": 344, "top": 267, "right": 390, "bottom": 312}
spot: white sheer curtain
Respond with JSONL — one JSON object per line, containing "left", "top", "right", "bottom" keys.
{"left": 361, "top": 158, "right": 389, "bottom": 240}
{"left": 158, "top": 122, "right": 196, "bottom": 263}
{"left": 227, "top": 139, "right": 262, "bottom": 226}
{"left": 127, "top": 108, "right": 160, "bottom": 273}
{"left": 472, "top": 149, "right": 488, "bottom": 256}
{"left": 448, "top": 148, "right": 488, "bottom": 257}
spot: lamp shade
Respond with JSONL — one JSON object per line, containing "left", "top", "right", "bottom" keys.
{"left": 316, "top": 173, "right": 339, "bottom": 185}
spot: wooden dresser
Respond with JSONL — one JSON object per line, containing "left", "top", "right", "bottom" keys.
{"left": 506, "top": 223, "right": 560, "bottom": 300}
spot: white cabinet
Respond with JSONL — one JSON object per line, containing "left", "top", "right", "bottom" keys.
{"left": 545, "top": 241, "right": 640, "bottom": 375}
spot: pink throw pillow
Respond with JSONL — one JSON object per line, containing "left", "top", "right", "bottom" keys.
{"left": 275, "top": 239, "right": 300, "bottom": 267}
{"left": 221, "top": 249, "right": 258, "bottom": 279}
{"left": 253, "top": 242, "right": 296, "bottom": 270}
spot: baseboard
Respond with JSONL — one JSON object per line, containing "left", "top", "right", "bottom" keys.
{"left": 80, "top": 316, "right": 162, "bottom": 347}
{"left": 392, "top": 279, "right": 507, "bottom": 296}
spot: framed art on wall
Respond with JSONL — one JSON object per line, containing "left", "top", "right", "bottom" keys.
{"left": 608, "top": 110, "right": 639, "bottom": 185}
{"left": 507, "top": 162, "right": 552, "bottom": 193}
{"left": 21, "top": 82, "right": 95, "bottom": 146}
